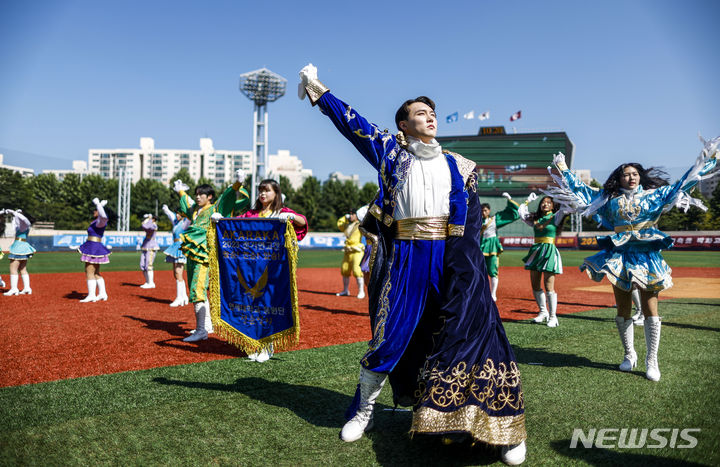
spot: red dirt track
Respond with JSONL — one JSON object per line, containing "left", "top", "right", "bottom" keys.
{"left": 0, "top": 267, "right": 715, "bottom": 388}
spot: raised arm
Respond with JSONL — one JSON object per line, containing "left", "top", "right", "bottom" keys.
{"left": 162, "top": 204, "right": 176, "bottom": 224}
{"left": 173, "top": 180, "right": 195, "bottom": 218}
{"left": 93, "top": 198, "right": 108, "bottom": 228}
{"left": 214, "top": 169, "right": 250, "bottom": 217}
{"left": 517, "top": 193, "right": 536, "bottom": 227}
{"left": 652, "top": 136, "right": 718, "bottom": 208}
{"left": 494, "top": 193, "right": 521, "bottom": 228}
{"left": 6, "top": 209, "right": 31, "bottom": 232}
{"left": 299, "top": 64, "right": 397, "bottom": 171}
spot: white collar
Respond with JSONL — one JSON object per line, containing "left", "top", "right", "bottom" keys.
{"left": 407, "top": 136, "right": 442, "bottom": 160}
{"left": 620, "top": 186, "right": 642, "bottom": 197}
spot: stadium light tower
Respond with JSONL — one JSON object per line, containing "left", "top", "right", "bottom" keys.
{"left": 239, "top": 68, "right": 287, "bottom": 201}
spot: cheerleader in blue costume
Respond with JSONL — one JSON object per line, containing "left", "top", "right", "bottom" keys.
{"left": 299, "top": 64, "right": 526, "bottom": 465}
{"left": 544, "top": 137, "right": 718, "bottom": 382}
{"left": 162, "top": 203, "right": 192, "bottom": 307}
{"left": 1, "top": 209, "right": 36, "bottom": 296}
{"left": 77, "top": 198, "right": 112, "bottom": 303}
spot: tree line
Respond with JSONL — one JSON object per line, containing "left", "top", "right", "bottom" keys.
{"left": 0, "top": 167, "right": 379, "bottom": 232}
{"left": 1, "top": 167, "right": 717, "bottom": 233}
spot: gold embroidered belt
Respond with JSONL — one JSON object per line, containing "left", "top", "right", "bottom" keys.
{"left": 534, "top": 236, "right": 555, "bottom": 244}
{"left": 614, "top": 221, "right": 656, "bottom": 233}
{"left": 396, "top": 216, "right": 449, "bottom": 240}
{"left": 15, "top": 237, "right": 26, "bottom": 242}
{"left": 87, "top": 236, "right": 102, "bottom": 242}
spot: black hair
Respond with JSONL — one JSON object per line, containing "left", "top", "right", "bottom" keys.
{"left": 395, "top": 96, "right": 436, "bottom": 131}
{"left": 481, "top": 203, "right": 491, "bottom": 210}
{"left": 253, "top": 179, "right": 284, "bottom": 212}
{"left": 195, "top": 184, "right": 216, "bottom": 199}
{"left": 603, "top": 163, "right": 669, "bottom": 198}
{"left": 530, "top": 196, "right": 558, "bottom": 221}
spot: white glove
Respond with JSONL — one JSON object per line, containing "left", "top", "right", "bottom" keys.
{"left": 162, "top": 204, "right": 168, "bottom": 211}
{"left": 278, "top": 212, "right": 295, "bottom": 222}
{"left": 297, "top": 63, "right": 318, "bottom": 100}
{"left": 100, "top": 200, "right": 107, "bottom": 207}
{"left": 553, "top": 152, "right": 566, "bottom": 169}
{"left": 502, "top": 192, "right": 512, "bottom": 200}
{"left": 235, "top": 168, "right": 245, "bottom": 184}
{"left": 210, "top": 212, "right": 224, "bottom": 222}
{"left": 173, "top": 179, "right": 190, "bottom": 193}
{"left": 0, "top": 209, "right": 5, "bottom": 215}
{"left": 525, "top": 192, "right": 538, "bottom": 204}
{"left": 143, "top": 213, "right": 152, "bottom": 219}
{"left": 92, "top": 197, "right": 101, "bottom": 206}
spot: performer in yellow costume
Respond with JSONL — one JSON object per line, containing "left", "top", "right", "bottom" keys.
{"left": 336, "top": 210, "right": 366, "bottom": 299}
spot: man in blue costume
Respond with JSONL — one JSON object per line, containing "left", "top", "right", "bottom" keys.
{"left": 299, "top": 64, "right": 526, "bottom": 465}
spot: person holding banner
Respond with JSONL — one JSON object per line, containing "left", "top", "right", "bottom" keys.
{"left": 162, "top": 204, "right": 192, "bottom": 307}
{"left": 1, "top": 208, "right": 36, "bottom": 296}
{"left": 517, "top": 196, "right": 565, "bottom": 327}
{"left": 235, "top": 178, "right": 307, "bottom": 362}
{"left": 480, "top": 193, "right": 525, "bottom": 301}
{"left": 138, "top": 213, "right": 159, "bottom": 289}
{"left": 174, "top": 171, "right": 250, "bottom": 343}
{"left": 77, "top": 198, "right": 111, "bottom": 302}
{"left": 336, "top": 210, "right": 366, "bottom": 299}
{"left": 299, "top": 64, "right": 526, "bottom": 464}
{"left": 543, "top": 139, "right": 718, "bottom": 382}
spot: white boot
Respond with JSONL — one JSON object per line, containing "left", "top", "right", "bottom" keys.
{"left": 256, "top": 343, "right": 274, "bottom": 363}
{"left": 4, "top": 274, "right": 19, "bottom": 296}
{"left": 0, "top": 276, "right": 5, "bottom": 288}
{"left": 532, "top": 290, "right": 548, "bottom": 323}
{"left": 19, "top": 273, "right": 31, "bottom": 295}
{"left": 170, "top": 281, "right": 188, "bottom": 307}
{"left": 336, "top": 276, "right": 350, "bottom": 296}
{"left": 80, "top": 279, "right": 98, "bottom": 302}
{"left": 340, "top": 367, "right": 387, "bottom": 442}
{"left": 644, "top": 316, "right": 661, "bottom": 381}
{"left": 490, "top": 276, "right": 499, "bottom": 301}
{"left": 615, "top": 316, "right": 637, "bottom": 371}
{"left": 183, "top": 302, "right": 208, "bottom": 342}
{"left": 204, "top": 300, "right": 213, "bottom": 333}
{"left": 96, "top": 277, "right": 108, "bottom": 301}
{"left": 356, "top": 277, "right": 365, "bottom": 299}
{"left": 140, "top": 270, "right": 155, "bottom": 288}
{"left": 501, "top": 440, "right": 527, "bottom": 465}
{"left": 546, "top": 291, "right": 558, "bottom": 327}
{"left": 631, "top": 289, "right": 644, "bottom": 326}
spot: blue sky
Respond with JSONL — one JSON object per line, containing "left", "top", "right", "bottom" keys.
{"left": 1, "top": 0, "right": 718, "bottom": 184}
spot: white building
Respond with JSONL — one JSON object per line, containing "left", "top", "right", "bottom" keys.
{"left": 267, "top": 149, "right": 313, "bottom": 189}
{"left": 328, "top": 171, "right": 361, "bottom": 187}
{"left": 698, "top": 175, "right": 718, "bottom": 199}
{"left": 573, "top": 169, "right": 593, "bottom": 185}
{"left": 42, "top": 160, "right": 89, "bottom": 181}
{"left": 0, "top": 154, "right": 34, "bottom": 177}
{"left": 88, "top": 137, "right": 252, "bottom": 185}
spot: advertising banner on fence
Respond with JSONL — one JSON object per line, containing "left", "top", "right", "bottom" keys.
{"left": 501, "top": 236, "right": 578, "bottom": 249}
{"left": 578, "top": 234, "right": 720, "bottom": 250}
{"left": 207, "top": 218, "right": 300, "bottom": 354}
{"left": 52, "top": 233, "right": 174, "bottom": 249}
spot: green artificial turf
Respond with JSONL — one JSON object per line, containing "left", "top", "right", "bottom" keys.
{"left": 1, "top": 299, "right": 718, "bottom": 466}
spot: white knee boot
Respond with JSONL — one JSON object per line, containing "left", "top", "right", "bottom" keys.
{"left": 19, "top": 273, "right": 31, "bottom": 294}
{"left": 204, "top": 300, "right": 213, "bottom": 333}
{"left": 546, "top": 291, "right": 558, "bottom": 327}
{"left": 4, "top": 274, "right": 19, "bottom": 296}
{"left": 80, "top": 279, "right": 98, "bottom": 302}
{"left": 490, "top": 276, "right": 499, "bottom": 301}
{"left": 631, "top": 289, "right": 644, "bottom": 326}
{"left": 644, "top": 316, "right": 661, "bottom": 381}
{"left": 170, "top": 281, "right": 188, "bottom": 307}
{"left": 140, "top": 270, "right": 155, "bottom": 288}
{"left": 532, "top": 290, "right": 548, "bottom": 323}
{"left": 336, "top": 276, "right": 350, "bottom": 296}
{"left": 183, "top": 302, "right": 208, "bottom": 342}
{"left": 340, "top": 367, "right": 387, "bottom": 442}
{"left": 96, "top": 277, "right": 108, "bottom": 301}
{"left": 615, "top": 316, "right": 637, "bottom": 371}
{"left": 356, "top": 277, "right": 365, "bottom": 299}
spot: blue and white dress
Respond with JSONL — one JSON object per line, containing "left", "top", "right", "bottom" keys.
{"left": 162, "top": 205, "right": 191, "bottom": 264}
{"left": 548, "top": 146, "right": 717, "bottom": 292}
{"left": 7, "top": 211, "right": 36, "bottom": 260}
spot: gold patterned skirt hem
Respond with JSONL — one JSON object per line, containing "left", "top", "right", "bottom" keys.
{"left": 410, "top": 406, "right": 526, "bottom": 446}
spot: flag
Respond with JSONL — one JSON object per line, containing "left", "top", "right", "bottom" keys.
{"left": 478, "top": 111, "right": 490, "bottom": 120}
{"left": 463, "top": 110, "right": 475, "bottom": 120}
{"left": 446, "top": 112, "right": 458, "bottom": 123}
{"left": 510, "top": 110, "right": 522, "bottom": 121}
{"left": 207, "top": 218, "right": 300, "bottom": 353}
